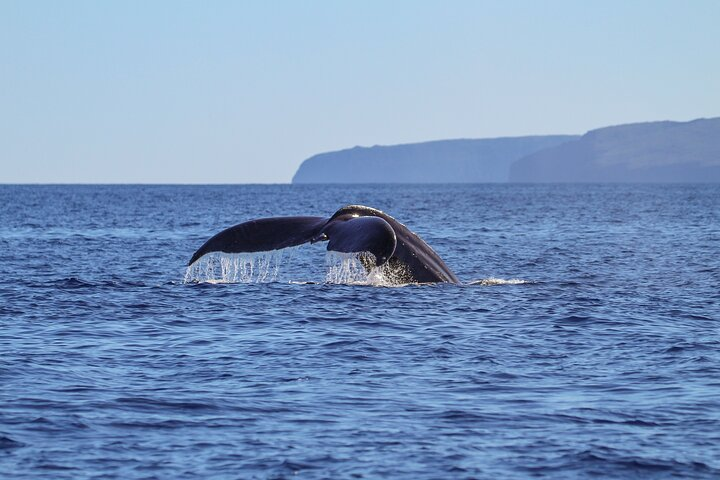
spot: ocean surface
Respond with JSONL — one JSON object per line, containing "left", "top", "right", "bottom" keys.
{"left": 1, "top": 184, "right": 719, "bottom": 479}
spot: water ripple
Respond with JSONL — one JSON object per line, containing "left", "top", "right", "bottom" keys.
{"left": 1, "top": 184, "right": 719, "bottom": 479}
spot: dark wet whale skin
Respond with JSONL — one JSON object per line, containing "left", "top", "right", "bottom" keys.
{"left": 327, "top": 205, "right": 459, "bottom": 283}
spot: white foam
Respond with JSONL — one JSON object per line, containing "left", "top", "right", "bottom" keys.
{"left": 470, "top": 277, "right": 531, "bottom": 286}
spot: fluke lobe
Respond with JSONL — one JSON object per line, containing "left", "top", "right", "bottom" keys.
{"left": 188, "top": 205, "right": 459, "bottom": 284}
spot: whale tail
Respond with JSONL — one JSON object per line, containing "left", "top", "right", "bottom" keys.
{"left": 188, "top": 216, "right": 326, "bottom": 266}
{"left": 188, "top": 214, "right": 397, "bottom": 268}
{"left": 188, "top": 205, "right": 459, "bottom": 284}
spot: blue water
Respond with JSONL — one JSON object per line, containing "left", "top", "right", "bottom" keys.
{"left": 1, "top": 184, "right": 719, "bottom": 479}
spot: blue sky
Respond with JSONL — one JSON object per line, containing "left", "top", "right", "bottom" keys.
{"left": 2, "top": 0, "right": 719, "bottom": 183}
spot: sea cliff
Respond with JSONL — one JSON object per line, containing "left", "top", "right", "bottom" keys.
{"left": 292, "top": 117, "right": 720, "bottom": 183}
{"left": 509, "top": 118, "right": 720, "bottom": 182}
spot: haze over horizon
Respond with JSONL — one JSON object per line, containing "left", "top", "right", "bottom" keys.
{"left": 2, "top": 1, "right": 719, "bottom": 183}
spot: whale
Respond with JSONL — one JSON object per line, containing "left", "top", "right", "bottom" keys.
{"left": 188, "top": 205, "right": 459, "bottom": 284}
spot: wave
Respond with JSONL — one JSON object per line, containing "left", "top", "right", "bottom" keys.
{"left": 523, "top": 447, "right": 720, "bottom": 478}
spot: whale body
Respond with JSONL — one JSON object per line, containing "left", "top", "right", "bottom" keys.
{"left": 188, "top": 205, "right": 459, "bottom": 284}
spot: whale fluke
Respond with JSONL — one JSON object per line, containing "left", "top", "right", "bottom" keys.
{"left": 188, "top": 216, "right": 326, "bottom": 266}
{"left": 189, "top": 205, "right": 459, "bottom": 284}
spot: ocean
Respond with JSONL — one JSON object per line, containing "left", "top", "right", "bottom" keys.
{"left": 1, "top": 184, "right": 718, "bottom": 479}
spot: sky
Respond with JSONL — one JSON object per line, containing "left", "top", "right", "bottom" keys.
{"left": 1, "top": 0, "right": 719, "bottom": 183}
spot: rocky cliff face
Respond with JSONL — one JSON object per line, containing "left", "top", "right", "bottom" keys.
{"left": 292, "top": 136, "right": 578, "bottom": 183}
{"left": 508, "top": 118, "right": 720, "bottom": 182}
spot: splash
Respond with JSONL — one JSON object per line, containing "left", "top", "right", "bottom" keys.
{"left": 470, "top": 277, "right": 531, "bottom": 286}
{"left": 183, "top": 248, "right": 297, "bottom": 284}
{"left": 184, "top": 249, "right": 424, "bottom": 286}
{"left": 324, "top": 252, "right": 413, "bottom": 286}
{"left": 325, "top": 252, "right": 369, "bottom": 285}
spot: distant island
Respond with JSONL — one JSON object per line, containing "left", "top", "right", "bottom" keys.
{"left": 292, "top": 117, "right": 720, "bottom": 183}
{"left": 292, "top": 136, "right": 577, "bottom": 183}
